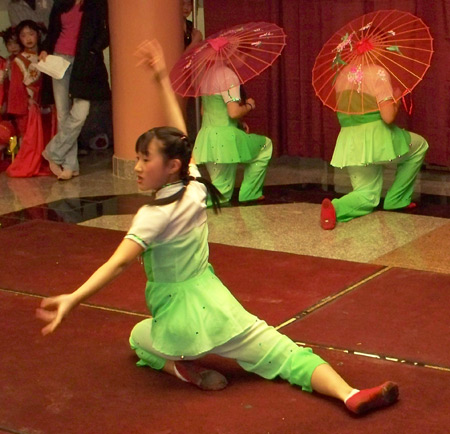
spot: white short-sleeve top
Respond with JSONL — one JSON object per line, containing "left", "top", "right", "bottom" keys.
{"left": 125, "top": 164, "right": 207, "bottom": 249}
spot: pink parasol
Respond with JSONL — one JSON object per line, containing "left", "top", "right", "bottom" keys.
{"left": 169, "top": 21, "right": 287, "bottom": 97}
{"left": 312, "top": 10, "right": 433, "bottom": 114}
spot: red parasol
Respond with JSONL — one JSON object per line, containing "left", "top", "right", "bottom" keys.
{"left": 169, "top": 22, "right": 287, "bottom": 97}
{"left": 312, "top": 10, "right": 433, "bottom": 114}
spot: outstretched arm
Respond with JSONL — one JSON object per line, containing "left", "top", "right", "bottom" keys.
{"left": 36, "top": 239, "right": 143, "bottom": 335}
{"left": 134, "top": 39, "right": 187, "bottom": 134}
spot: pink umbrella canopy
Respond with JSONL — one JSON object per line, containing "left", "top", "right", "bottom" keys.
{"left": 312, "top": 10, "right": 433, "bottom": 114}
{"left": 170, "top": 21, "right": 287, "bottom": 97}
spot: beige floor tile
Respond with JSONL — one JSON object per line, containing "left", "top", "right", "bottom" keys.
{"left": 372, "top": 222, "right": 450, "bottom": 274}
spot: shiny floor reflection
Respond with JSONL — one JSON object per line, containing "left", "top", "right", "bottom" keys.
{"left": 0, "top": 150, "right": 449, "bottom": 274}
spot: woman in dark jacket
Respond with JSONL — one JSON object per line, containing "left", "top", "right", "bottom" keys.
{"left": 40, "top": 0, "right": 110, "bottom": 180}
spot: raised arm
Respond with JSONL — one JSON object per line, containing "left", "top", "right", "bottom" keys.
{"left": 36, "top": 239, "right": 143, "bottom": 335}
{"left": 134, "top": 39, "right": 187, "bottom": 134}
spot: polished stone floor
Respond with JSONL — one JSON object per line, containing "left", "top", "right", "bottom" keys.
{"left": 1, "top": 149, "right": 449, "bottom": 275}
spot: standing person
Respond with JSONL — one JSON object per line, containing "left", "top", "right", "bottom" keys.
{"left": 183, "top": 0, "right": 202, "bottom": 51}
{"left": 40, "top": 0, "right": 110, "bottom": 180}
{"left": 8, "top": 0, "right": 53, "bottom": 29}
{"left": 6, "top": 20, "right": 51, "bottom": 177}
{"left": 320, "top": 64, "right": 429, "bottom": 230}
{"left": 36, "top": 40, "right": 399, "bottom": 416}
{"left": 0, "top": 27, "right": 21, "bottom": 113}
{"left": 0, "top": 27, "right": 20, "bottom": 161}
{"left": 194, "top": 62, "right": 273, "bottom": 205}
{"left": 182, "top": 0, "right": 202, "bottom": 141}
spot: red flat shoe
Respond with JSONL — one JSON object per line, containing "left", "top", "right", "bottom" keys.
{"left": 346, "top": 381, "right": 399, "bottom": 415}
{"left": 320, "top": 198, "right": 336, "bottom": 230}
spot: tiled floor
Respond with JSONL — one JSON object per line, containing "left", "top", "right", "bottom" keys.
{"left": 1, "top": 150, "right": 449, "bottom": 433}
{"left": 1, "top": 149, "right": 449, "bottom": 274}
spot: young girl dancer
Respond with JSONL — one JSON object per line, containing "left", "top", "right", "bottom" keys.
{"left": 36, "top": 39, "right": 399, "bottom": 416}
{"left": 6, "top": 19, "right": 51, "bottom": 177}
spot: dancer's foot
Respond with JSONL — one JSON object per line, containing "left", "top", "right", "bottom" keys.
{"left": 320, "top": 198, "right": 336, "bottom": 230}
{"left": 174, "top": 361, "right": 228, "bottom": 391}
{"left": 58, "top": 169, "right": 74, "bottom": 180}
{"left": 405, "top": 202, "right": 417, "bottom": 209}
{"left": 239, "top": 195, "right": 265, "bottom": 205}
{"left": 42, "top": 150, "right": 63, "bottom": 178}
{"left": 345, "top": 381, "right": 399, "bottom": 415}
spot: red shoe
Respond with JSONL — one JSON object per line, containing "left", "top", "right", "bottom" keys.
{"left": 174, "top": 361, "right": 228, "bottom": 391}
{"left": 345, "top": 381, "right": 399, "bottom": 415}
{"left": 320, "top": 198, "right": 336, "bottom": 230}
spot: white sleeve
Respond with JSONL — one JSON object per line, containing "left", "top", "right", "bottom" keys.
{"left": 189, "top": 163, "right": 201, "bottom": 178}
{"left": 221, "top": 84, "right": 241, "bottom": 104}
{"left": 125, "top": 206, "right": 170, "bottom": 249}
{"left": 371, "top": 67, "right": 394, "bottom": 103}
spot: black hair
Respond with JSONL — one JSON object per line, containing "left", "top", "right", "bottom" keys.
{"left": 0, "top": 27, "right": 18, "bottom": 45}
{"left": 56, "top": 0, "right": 83, "bottom": 14}
{"left": 15, "top": 20, "right": 45, "bottom": 50}
{"left": 135, "top": 126, "right": 225, "bottom": 213}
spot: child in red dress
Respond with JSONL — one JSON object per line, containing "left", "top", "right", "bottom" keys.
{"left": 6, "top": 20, "right": 52, "bottom": 177}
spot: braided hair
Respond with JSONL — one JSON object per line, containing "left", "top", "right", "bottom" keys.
{"left": 135, "top": 127, "right": 224, "bottom": 213}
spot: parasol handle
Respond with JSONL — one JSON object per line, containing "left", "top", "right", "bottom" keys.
{"left": 401, "top": 91, "right": 413, "bottom": 115}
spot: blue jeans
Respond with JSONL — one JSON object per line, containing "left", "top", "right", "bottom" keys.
{"left": 44, "top": 53, "right": 90, "bottom": 172}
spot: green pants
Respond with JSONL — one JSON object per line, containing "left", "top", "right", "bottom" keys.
{"left": 129, "top": 318, "right": 326, "bottom": 392}
{"left": 205, "top": 138, "right": 273, "bottom": 203}
{"left": 332, "top": 131, "right": 428, "bottom": 222}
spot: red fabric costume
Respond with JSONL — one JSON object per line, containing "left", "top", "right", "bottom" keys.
{"left": 6, "top": 50, "right": 53, "bottom": 177}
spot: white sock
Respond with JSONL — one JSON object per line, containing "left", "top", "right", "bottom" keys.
{"left": 173, "top": 363, "right": 189, "bottom": 382}
{"left": 344, "top": 389, "right": 360, "bottom": 403}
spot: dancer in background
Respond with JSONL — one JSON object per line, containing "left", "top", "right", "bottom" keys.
{"left": 194, "top": 61, "right": 272, "bottom": 205}
{"left": 320, "top": 64, "right": 428, "bottom": 230}
{"left": 37, "top": 39, "right": 399, "bottom": 417}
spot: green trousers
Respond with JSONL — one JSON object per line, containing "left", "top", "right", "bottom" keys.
{"left": 129, "top": 318, "right": 326, "bottom": 392}
{"left": 205, "top": 138, "right": 273, "bottom": 203}
{"left": 332, "top": 131, "right": 428, "bottom": 222}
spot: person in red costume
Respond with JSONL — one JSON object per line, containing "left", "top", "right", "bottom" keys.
{"left": 6, "top": 19, "right": 52, "bottom": 177}
{"left": 0, "top": 27, "right": 19, "bottom": 160}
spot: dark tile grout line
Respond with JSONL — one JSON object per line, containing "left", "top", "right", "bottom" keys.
{"left": 275, "top": 266, "right": 450, "bottom": 372}
{"left": 295, "top": 341, "right": 450, "bottom": 373}
{"left": 0, "top": 287, "right": 149, "bottom": 319}
{"left": 2, "top": 267, "right": 448, "bottom": 373}
{"left": 276, "top": 267, "right": 391, "bottom": 329}
{"left": 0, "top": 424, "right": 22, "bottom": 434}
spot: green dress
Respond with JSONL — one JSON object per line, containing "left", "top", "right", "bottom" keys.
{"left": 194, "top": 94, "right": 266, "bottom": 164}
{"left": 142, "top": 225, "right": 258, "bottom": 357}
{"left": 331, "top": 91, "right": 411, "bottom": 168}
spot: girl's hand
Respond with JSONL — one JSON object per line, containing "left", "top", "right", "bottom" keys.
{"left": 246, "top": 97, "right": 256, "bottom": 110}
{"left": 39, "top": 51, "right": 48, "bottom": 62}
{"left": 36, "top": 294, "right": 76, "bottom": 336}
{"left": 241, "top": 121, "right": 250, "bottom": 133}
{"left": 134, "top": 39, "right": 167, "bottom": 80}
